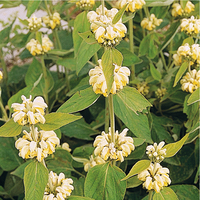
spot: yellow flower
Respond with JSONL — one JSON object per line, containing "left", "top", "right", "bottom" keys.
{"left": 89, "top": 59, "right": 130, "bottom": 97}
{"left": 181, "top": 16, "right": 200, "bottom": 36}
{"left": 146, "top": 141, "right": 166, "bottom": 163}
{"left": 0, "top": 71, "right": 3, "bottom": 80}
{"left": 27, "top": 14, "right": 42, "bottom": 31}
{"left": 184, "top": 1, "right": 195, "bottom": 14}
{"left": 171, "top": 3, "right": 183, "bottom": 17}
{"left": 138, "top": 163, "right": 171, "bottom": 193}
{"left": 93, "top": 128, "right": 135, "bottom": 162}
{"left": 76, "top": 0, "right": 95, "bottom": 10}
{"left": 42, "top": 36, "right": 53, "bottom": 53}
{"left": 155, "top": 88, "right": 166, "bottom": 99}
{"left": 44, "top": 171, "right": 74, "bottom": 200}
{"left": 141, "top": 14, "right": 163, "bottom": 31}
{"left": 180, "top": 69, "right": 200, "bottom": 93}
{"left": 61, "top": 142, "right": 71, "bottom": 152}
{"left": 15, "top": 128, "right": 60, "bottom": 162}
{"left": 116, "top": 0, "right": 146, "bottom": 13}
{"left": 43, "top": 12, "right": 61, "bottom": 29}
{"left": 136, "top": 82, "right": 149, "bottom": 96}
{"left": 11, "top": 95, "right": 47, "bottom": 125}
{"left": 87, "top": 5, "right": 127, "bottom": 47}
{"left": 191, "top": 44, "right": 200, "bottom": 64}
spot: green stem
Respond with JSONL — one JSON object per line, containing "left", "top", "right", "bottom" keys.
{"left": 0, "top": 97, "right": 8, "bottom": 121}
{"left": 73, "top": 169, "right": 85, "bottom": 178}
{"left": 128, "top": 15, "right": 135, "bottom": 80}
{"left": 139, "top": 10, "right": 145, "bottom": 38}
{"left": 148, "top": 190, "right": 153, "bottom": 200}
{"left": 40, "top": 56, "right": 49, "bottom": 105}
{"left": 101, "top": 0, "right": 105, "bottom": 15}
{"left": 30, "top": 125, "right": 37, "bottom": 142}
{"left": 160, "top": 51, "right": 167, "bottom": 70}
{"left": 94, "top": 52, "right": 98, "bottom": 65}
{"left": 105, "top": 97, "right": 109, "bottom": 133}
{"left": 54, "top": 29, "right": 62, "bottom": 49}
{"left": 108, "top": 94, "right": 115, "bottom": 145}
{"left": 44, "top": 0, "right": 51, "bottom": 17}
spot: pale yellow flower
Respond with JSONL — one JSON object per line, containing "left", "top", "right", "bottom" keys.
{"left": 184, "top": 1, "right": 195, "bottom": 14}
{"left": 141, "top": 14, "right": 163, "bottom": 31}
{"left": 76, "top": 0, "right": 95, "bottom": 10}
{"left": 138, "top": 163, "right": 171, "bottom": 193}
{"left": 180, "top": 69, "right": 200, "bottom": 93}
{"left": 116, "top": 0, "right": 146, "bottom": 13}
{"left": 136, "top": 82, "right": 149, "bottom": 96}
{"left": 89, "top": 59, "right": 130, "bottom": 97}
{"left": 87, "top": 5, "right": 127, "bottom": 47}
{"left": 43, "top": 12, "right": 61, "bottom": 29}
{"left": 93, "top": 128, "right": 135, "bottom": 162}
{"left": 61, "top": 143, "right": 71, "bottom": 152}
{"left": 27, "top": 14, "right": 42, "bottom": 31}
{"left": 43, "top": 171, "right": 74, "bottom": 200}
{"left": 15, "top": 128, "right": 60, "bottom": 162}
{"left": 181, "top": 16, "right": 200, "bottom": 35}
{"left": 146, "top": 142, "right": 166, "bottom": 163}
{"left": 155, "top": 88, "right": 166, "bottom": 99}
{"left": 84, "top": 155, "right": 106, "bottom": 172}
{"left": 173, "top": 53, "right": 182, "bottom": 66}
{"left": 42, "top": 36, "right": 53, "bottom": 53}
{"left": 171, "top": 3, "right": 183, "bottom": 17}
{"left": 0, "top": 71, "right": 3, "bottom": 80}
{"left": 11, "top": 95, "right": 47, "bottom": 125}
{"left": 191, "top": 44, "right": 200, "bottom": 64}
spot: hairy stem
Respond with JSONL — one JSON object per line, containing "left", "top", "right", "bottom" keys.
{"left": 108, "top": 94, "right": 115, "bottom": 145}
{"left": 0, "top": 96, "right": 8, "bottom": 121}
{"left": 148, "top": 190, "right": 153, "bottom": 200}
{"left": 101, "top": 0, "right": 105, "bottom": 15}
{"left": 105, "top": 97, "right": 109, "bottom": 133}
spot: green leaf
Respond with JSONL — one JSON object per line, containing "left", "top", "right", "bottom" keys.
{"left": 0, "top": 0, "right": 21, "bottom": 8}
{"left": 24, "top": 161, "right": 48, "bottom": 200}
{"left": 150, "top": 63, "right": 162, "bottom": 81}
{"left": 112, "top": 48, "right": 123, "bottom": 66}
{"left": 18, "top": 18, "right": 29, "bottom": 26}
{"left": 187, "top": 87, "right": 200, "bottom": 105}
{"left": 112, "top": 3, "right": 128, "bottom": 24}
{"left": 146, "top": 0, "right": 174, "bottom": 6}
{"left": 0, "top": 119, "right": 22, "bottom": 137}
{"left": 121, "top": 160, "right": 151, "bottom": 181}
{"left": 27, "top": 0, "right": 42, "bottom": 18}
{"left": 133, "top": 138, "right": 146, "bottom": 146}
{"left": 84, "top": 163, "right": 126, "bottom": 200}
{"left": 173, "top": 62, "right": 188, "bottom": 87}
{"left": 153, "top": 187, "right": 178, "bottom": 200}
{"left": 57, "top": 87, "right": 100, "bottom": 113}
{"left": 78, "top": 31, "right": 97, "bottom": 44}
{"left": 126, "top": 175, "right": 142, "bottom": 188}
{"left": 48, "top": 48, "right": 74, "bottom": 56}
{"left": 0, "top": 137, "right": 23, "bottom": 171}
{"left": 35, "top": 31, "right": 42, "bottom": 45}
{"left": 56, "top": 58, "right": 76, "bottom": 71}
{"left": 68, "top": 196, "right": 95, "bottom": 200}
{"left": 182, "top": 37, "right": 194, "bottom": 46}
{"left": 122, "top": 13, "right": 136, "bottom": 23}
{"left": 164, "top": 133, "right": 189, "bottom": 158}
{"left": 0, "top": 22, "right": 13, "bottom": 44}
{"left": 102, "top": 49, "right": 114, "bottom": 94}
{"left": 38, "top": 112, "right": 82, "bottom": 131}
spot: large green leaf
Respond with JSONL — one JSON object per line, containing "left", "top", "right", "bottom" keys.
{"left": 153, "top": 187, "right": 178, "bottom": 200}
{"left": 112, "top": 48, "right": 123, "bottom": 66}
{"left": 24, "top": 161, "right": 48, "bottom": 200}
{"left": 126, "top": 175, "right": 142, "bottom": 189}
{"left": 27, "top": 0, "right": 42, "bottom": 18}
{"left": 48, "top": 49, "right": 74, "bottom": 56}
{"left": 78, "top": 31, "right": 97, "bottom": 44}
{"left": 150, "top": 63, "right": 162, "bottom": 81}
{"left": 0, "top": 119, "right": 22, "bottom": 137}
{"left": 187, "top": 87, "right": 200, "bottom": 105}
{"left": 57, "top": 87, "right": 100, "bottom": 113}
{"left": 84, "top": 163, "right": 126, "bottom": 200}
{"left": 121, "top": 160, "right": 151, "bottom": 181}
{"left": 0, "top": 137, "right": 23, "bottom": 171}
{"left": 38, "top": 112, "right": 82, "bottom": 131}
{"left": 0, "top": 22, "right": 13, "bottom": 44}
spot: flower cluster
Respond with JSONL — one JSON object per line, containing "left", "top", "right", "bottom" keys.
{"left": 181, "top": 16, "right": 200, "bottom": 36}
{"left": 15, "top": 128, "right": 60, "bottom": 162}
{"left": 171, "top": 1, "right": 195, "bottom": 17}
{"left": 43, "top": 12, "right": 61, "bottom": 30}
{"left": 26, "top": 36, "right": 53, "bottom": 56}
{"left": 180, "top": 69, "right": 200, "bottom": 93}
{"left": 28, "top": 14, "right": 42, "bottom": 31}
{"left": 138, "top": 163, "right": 171, "bottom": 193}
{"left": 141, "top": 14, "right": 163, "bottom": 31}
{"left": 146, "top": 141, "right": 166, "bottom": 163}
{"left": 87, "top": 5, "right": 127, "bottom": 47}
{"left": 136, "top": 82, "right": 149, "bottom": 96}
{"left": 76, "top": 0, "right": 95, "bottom": 10}
{"left": 173, "top": 43, "right": 200, "bottom": 66}
{"left": 0, "top": 71, "right": 3, "bottom": 80}
{"left": 89, "top": 59, "right": 130, "bottom": 97}
{"left": 43, "top": 171, "right": 74, "bottom": 200}
{"left": 116, "top": 0, "right": 146, "bottom": 13}
{"left": 11, "top": 95, "right": 47, "bottom": 126}
{"left": 84, "top": 155, "right": 106, "bottom": 172}
{"left": 155, "top": 88, "right": 166, "bottom": 99}
{"left": 93, "top": 128, "right": 135, "bottom": 162}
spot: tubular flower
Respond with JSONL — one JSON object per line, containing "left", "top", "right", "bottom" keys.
{"left": 43, "top": 171, "right": 74, "bottom": 200}
{"left": 15, "top": 128, "right": 60, "bottom": 162}
{"left": 26, "top": 36, "right": 53, "bottom": 56}
{"left": 76, "top": 0, "right": 95, "bottom": 10}
{"left": 0, "top": 71, "right": 3, "bottom": 80}
{"left": 11, "top": 95, "right": 47, "bottom": 125}
{"left": 136, "top": 82, "right": 149, "bottom": 96}
{"left": 138, "top": 163, "right": 171, "bottom": 193}
{"left": 141, "top": 14, "right": 163, "bottom": 31}
{"left": 171, "top": 1, "right": 195, "bottom": 17}
{"left": 181, "top": 16, "right": 200, "bottom": 36}
{"left": 61, "top": 142, "right": 71, "bottom": 152}
{"left": 27, "top": 14, "right": 42, "bottom": 31}
{"left": 155, "top": 88, "right": 166, "bottom": 99}
{"left": 93, "top": 128, "right": 135, "bottom": 162}
{"left": 89, "top": 59, "right": 130, "bottom": 97}
{"left": 87, "top": 5, "right": 127, "bottom": 47}
{"left": 116, "top": 0, "right": 146, "bottom": 13}
{"left": 84, "top": 155, "right": 106, "bottom": 172}
{"left": 43, "top": 12, "right": 61, "bottom": 29}
{"left": 146, "top": 142, "right": 166, "bottom": 163}
{"left": 180, "top": 69, "right": 200, "bottom": 93}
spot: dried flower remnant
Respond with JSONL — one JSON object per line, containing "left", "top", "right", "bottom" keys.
{"left": 87, "top": 5, "right": 127, "bottom": 47}
{"left": 93, "top": 128, "right": 135, "bottom": 162}
{"left": 76, "top": 0, "right": 95, "bottom": 10}
{"left": 180, "top": 69, "right": 200, "bottom": 93}
{"left": 138, "top": 163, "right": 171, "bottom": 193}
{"left": 89, "top": 59, "right": 130, "bottom": 97}
{"left": 141, "top": 14, "right": 163, "bottom": 31}
{"left": 43, "top": 171, "right": 74, "bottom": 200}
{"left": 11, "top": 95, "right": 47, "bottom": 125}
{"left": 155, "top": 88, "right": 166, "bottom": 99}
{"left": 15, "top": 128, "right": 60, "bottom": 162}
{"left": 27, "top": 14, "right": 42, "bottom": 31}
{"left": 43, "top": 12, "right": 61, "bottom": 29}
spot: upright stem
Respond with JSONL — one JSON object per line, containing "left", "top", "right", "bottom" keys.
{"left": 148, "top": 190, "right": 153, "bottom": 200}
{"left": 30, "top": 125, "right": 37, "bottom": 142}
{"left": 44, "top": 0, "right": 51, "bottom": 17}
{"left": 108, "top": 94, "right": 115, "bottom": 145}
{"left": 0, "top": 97, "right": 8, "bottom": 121}
{"left": 105, "top": 97, "right": 109, "bottom": 133}
{"left": 160, "top": 51, "right": 167, "bottom": 70}
{"left": 101, "top": 0, "right": 105, "bottom": 15}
